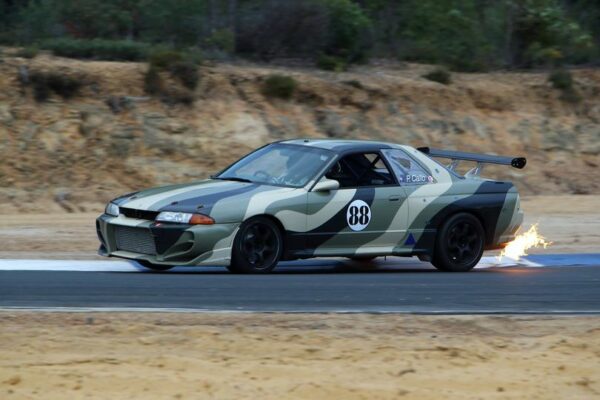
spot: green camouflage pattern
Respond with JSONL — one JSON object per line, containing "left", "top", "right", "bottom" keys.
{"left": 96, "top": 140, "right": 523, "bottom": 266}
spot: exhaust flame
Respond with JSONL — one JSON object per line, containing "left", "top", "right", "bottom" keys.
{"left": 498, "top": 224, "right": 551, "bottom": 262}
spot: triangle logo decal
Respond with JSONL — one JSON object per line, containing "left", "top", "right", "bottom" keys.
{"left": 404, "top": 233, "right": 416, "bottom": 246}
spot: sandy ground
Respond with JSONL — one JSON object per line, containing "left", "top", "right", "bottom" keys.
{"left": 0, "top": 195, "right": 598, "bottom": 259}
{"left": 0, "top": 312, "right": 599, "bottom": 400}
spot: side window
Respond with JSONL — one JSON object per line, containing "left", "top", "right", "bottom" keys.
{"left": 325, "top": 152, "right": 395, "bottom": 188}
{"left": 381, "top": 149, "right": 433, "bottom": 185}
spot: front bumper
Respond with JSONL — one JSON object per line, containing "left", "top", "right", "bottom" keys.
{"left": 96, "top": 213, "right": 239, "bottom": 266}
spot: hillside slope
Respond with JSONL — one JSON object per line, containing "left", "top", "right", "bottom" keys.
{"left": 1, "top": 51, "right": 599, "bottom": 212}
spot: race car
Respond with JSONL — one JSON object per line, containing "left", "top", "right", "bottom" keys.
{"left": 96, "top": 139, "right": 526, "bottom": 273}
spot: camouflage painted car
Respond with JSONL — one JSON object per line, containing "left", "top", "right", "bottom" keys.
{"left": 96, "top": 139, "right": 526, "bottom": 273}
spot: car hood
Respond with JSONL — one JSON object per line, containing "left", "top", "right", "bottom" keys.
{"left": 113, "top": 179, "right": 294, "bottom": 217}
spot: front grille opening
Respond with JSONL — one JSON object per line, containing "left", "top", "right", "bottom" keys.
{"left": 120, "top": 207, "right": 159, "bottom": 221}
{"left": 114, "top": 226, "right": 157, "bottom": 255}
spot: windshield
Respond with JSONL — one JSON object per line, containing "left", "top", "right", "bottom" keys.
{"left": 216, "top": 143, "right": 335, "bottom": 188}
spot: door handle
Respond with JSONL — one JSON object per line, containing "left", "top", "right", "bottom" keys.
{"left": 388, "top": 195, "right": 401, "bottom": 202}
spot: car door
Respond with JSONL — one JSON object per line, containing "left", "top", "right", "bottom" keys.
{"left": 305, "top": 151, "right": 408, "bottom": 256}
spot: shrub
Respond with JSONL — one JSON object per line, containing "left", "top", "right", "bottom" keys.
{"left": 423, "top": 68, "right": 452, "bottom": 85}
{"left": 143, "top": 66, "right": 162, "bottom": 95}
{"left": 548, "top": 69, "right": 573, "bottom": 90}
{"left": 548, "top": 69, "right": 581, "bottom": 103}
{"left": 169, "top": 61, "right": 199, "bottom": 90}
{"left": 42, "top": 39, "right": 149, "bottom": 61}
{"left": 316, "top": 54, "right": 346, "bottom": 72}
{"left": 162, "top": 88, "right": 195, "bottom": 106}
{"left": 29, "top": 71, "right": 85, "bottom": 101}
{"left": 148, "top": 49, "right": 184, "bottom": 69}
{"left": 559, "top": 88, "right": 581, "bottom": 104}
{"left": 16, "top": 46, "right": 39, "bottom": 59}
{"left": 262, "top": 75, "right": 297, "bottom": 100}
{"left": 344, "top": 79, "right": 363, "bottom": 89}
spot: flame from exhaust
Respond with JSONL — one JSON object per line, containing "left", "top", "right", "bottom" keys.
{"left": 498, "top": 224, "right": 551, "bottom": 262}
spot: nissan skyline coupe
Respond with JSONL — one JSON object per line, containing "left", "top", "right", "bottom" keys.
{"left": 96, "top": 139, "right": 526, "bottom": 273}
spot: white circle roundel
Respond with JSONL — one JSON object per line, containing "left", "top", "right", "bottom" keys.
{"left": 346, "top": 200, "right": 371, "bottom": 231}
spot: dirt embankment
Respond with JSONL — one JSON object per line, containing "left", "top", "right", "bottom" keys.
{"left": 1, "top": 50, "right": 599, "bottom": 212}
{"left": 1, "top": 312, "right": 599, "bottom": 400}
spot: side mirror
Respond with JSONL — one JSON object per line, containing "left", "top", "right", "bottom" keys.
{"left": 313, "top": 179, "right": 339, "bottom": 192}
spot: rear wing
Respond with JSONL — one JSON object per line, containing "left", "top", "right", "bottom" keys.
{"left": 417, "top": 147, "right": 526, "bottom": 176}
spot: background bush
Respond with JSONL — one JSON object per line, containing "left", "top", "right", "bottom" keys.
{"left": 28, "top": 71, "right": 85, "bottom": 101}
{"left": 262, "top": 75, "right": 297, "bottom": 100}
{"left": 169, "top": 61, "right": 199, "bottom": 90}
{"left": 42, "top": 39, "right": 149, "bottom": 61}
{"left": 423, "top": 68, "right": 452, "bottom": 85}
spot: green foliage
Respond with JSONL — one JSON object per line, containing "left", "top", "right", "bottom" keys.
{"left": 2, "top": 0, "right": 599, "bottom": 70}
{"left": 322, "top": 0, "right": 373, "bottom": 63}
{"left": 136, "top": 0, "right": 206, "bottom": 45}
{"left": 169, "top": 61, "right": 199, "bottom": 90}
{"left": 515, "top": 0, "right": 596, "bottom": 67}
{"left": 398, "top": 0, "right": 493, "bottom": 71}
{"left": 262, "top": 75, "right": 297, "bottom": 100}
{"left": 29, "top": 71, "right": 85, "bottom": 101}
{"left": 316, "top": 54, "right": 347, "bottom": 72}
{"left": 423, "top": 68, "right": 452, "bottom": 85}
{"left": 42, "top": 39, "right": 149, "bottom": 61}
{"left": 16, "top": 46, "right": 39, "bottom": 59}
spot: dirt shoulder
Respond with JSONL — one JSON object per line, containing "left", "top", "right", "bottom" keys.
{"left": 0, "top": 195, "right": 598, "bottom": 259}
{"left": 1, "top": 312, "right": 599, "bottom": 400}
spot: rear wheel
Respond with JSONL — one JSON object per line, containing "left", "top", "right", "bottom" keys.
{"left": 432, "top": 213, "right": 484, "bottom": 272}
{"left": 137, "top": 260, "right": 174, "bottom": 272}
{"left": 228, "top": 217, "right": 283, "bottom": 274}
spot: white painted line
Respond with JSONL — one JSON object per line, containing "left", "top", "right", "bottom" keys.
{"left": 0, "top": 259, "right": 144, "bottom": 272}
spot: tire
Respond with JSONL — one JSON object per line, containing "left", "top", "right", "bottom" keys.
{"left": 137, "top": 260, "right": 175, "bottom": 272}
{"left": 228, "top": 217, "right": 283, "bottom": 274}
{"left": 432, "top": 213, "right": 485, "bottom": 272}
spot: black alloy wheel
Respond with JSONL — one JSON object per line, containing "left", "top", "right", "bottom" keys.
{"left": 229, "top": 217, "right": 283, "bottom": 274}
{"left": 432, "top": 213, "right": 484, "bottom": 272}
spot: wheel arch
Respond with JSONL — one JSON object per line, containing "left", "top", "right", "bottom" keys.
{"left": 434, "top": 208, "right": 491, "bottom": 246}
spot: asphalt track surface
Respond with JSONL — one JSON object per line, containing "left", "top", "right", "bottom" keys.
{"left": 1, "top": 255, "right": 600, "bottom": 314}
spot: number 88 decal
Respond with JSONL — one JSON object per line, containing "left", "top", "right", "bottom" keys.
{"left": 346, "top": 200, "right": 371, "bottom": 231}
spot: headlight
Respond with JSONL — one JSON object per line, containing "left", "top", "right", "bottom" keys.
{"left": 105, "top": 203, "right": 120, "bottom": 217}
{"left": 156, "top": 212, "right": 214, "bottom": 225}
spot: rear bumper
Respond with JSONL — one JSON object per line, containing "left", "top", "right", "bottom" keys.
{"left": 489, "top": 208, "right": 524, "bottom": 250}
{"left": 96, "top": 214, "right": 239, "bottom": 266}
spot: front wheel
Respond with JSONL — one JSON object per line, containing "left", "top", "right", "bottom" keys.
{"left": 228, "top": 217, "right": 283, "bottom": 274}
{"left": 432, "top": 213, "right": 484, "bottom": 272}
